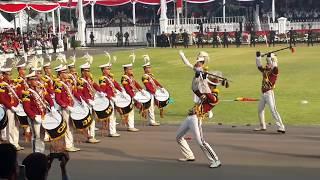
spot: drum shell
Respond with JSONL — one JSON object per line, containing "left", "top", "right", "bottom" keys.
{"left": 45, "top": 119, "right": 67, "bottom": 140}
{"left": 117, "top": 101, "right": 134, "bottom": 115}
{"left": 16, "top": 115, "right": 29, "bottom": 127}
{"left": 142, "top": 99, "right": 152, "bottom": 110}
{"left": 0, "top": 112, "right": 7, "bottom": 130}
{"left": 95, "top": 104, "right": 113, "bottom": 120}
{"left": 71, "top": 113, "right": 93, "bottom": 129}
{"left": 156, "top": 99, "right": 169, "bottom": 108}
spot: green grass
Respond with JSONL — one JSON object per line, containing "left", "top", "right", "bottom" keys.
{"left": 51, "top": 45, "right": 320, "bottom": 126}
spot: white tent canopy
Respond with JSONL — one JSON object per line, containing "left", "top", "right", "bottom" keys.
{"left": 0, "top": 13, "right": 14, "bottom": 29}
{"left": 10, "top": 10, "right": 39, "bottom": 30}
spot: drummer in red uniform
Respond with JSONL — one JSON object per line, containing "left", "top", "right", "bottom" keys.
{"left": 79, "top": 61, "right": 101, "bottom": 143}
{"left": 98, "top": 55, "right": 123, "bottom": 137}
{"left": 22, "top": 71, "right": 55, "bottom": 153}
{"left": 121, "top": 54, "right": 140, "bottom": 132}
{"left": 0, "top": 61, "right": 24, "bottom": 150}
{"left": 55, "top": 65, "right": 81, "bottom": 152}
{"left": 141, "top": 55, "right": 162, "bottom": 126}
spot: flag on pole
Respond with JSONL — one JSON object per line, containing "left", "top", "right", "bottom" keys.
{"left": 177, "top": 0, "right": 183, "bottom": 14}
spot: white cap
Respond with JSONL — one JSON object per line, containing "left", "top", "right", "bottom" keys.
{"left": 54, "top": 64, "right": 63, "bottom": 71}
{"left": 0, "top": 67, "right": 12, "bottom": 72}
{"left": 142, "top": 54, "right": 151, "bottom": 67}
{"left": 56, "top": 65, "right": 67, "bottom": 72}
{"left": 142, "top": 62, "right": 151, "bottom": 67}
{"left": 197, "top": 51, "right": 209, "bottom": 62}
{"left": 31, "top": 67, "right": 42, "bottom": 72}
{"left": 99, "top": 63, "right": 112, "bottom": 68}
{"left": 196, "top": 56, "right": 205, "bottom": 62}
{"left": 80, "top": 62, "right": 91, "bottom": 69}
{"left": 122, "top": 63, "right": 133, "bottom": 68}
{"left": 26, "top": 71, "right": 37, "bottom": 79}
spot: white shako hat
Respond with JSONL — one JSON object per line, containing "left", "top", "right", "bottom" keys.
{"left": 99, "top": 51, "right": 116, "bottom": 68}
{"left": 56, "top": 65, "right": 67, "bottom": 73}
{"left": 122, "top": 53, "right": 135, "bottom": 68}
{"left": 79, "top": 52, "right": 93, "bottom": 70}
{"left": 196, "top": 51, "right": 209, "bottom": 62}
{"left": 142, "top": 54, "right": 151, "bottom": 67}
{"left": 25, "top": 71, "right": 37, "bottom": 80}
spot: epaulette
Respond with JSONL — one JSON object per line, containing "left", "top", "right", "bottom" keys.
{"left": 109, "top": 73, "right": 114, "bottom": 77}
{"left": 55, "top": 82, "right": 62, "bottom": 87}
{"left": 0, "top": 82, "right": 7, "bottom": 87}
{"left": 0, "top": 89, "right": 5, "bottom": 93}
{"left": 22, "top": 90, "right": 30, "bottom": 95}
{"left": 203, "top": 66, "right": 209, "bottom": 72}
{"left": 22, "top": 97, "right": 30, "bottom": 102}
{"left": 55, "top": 88, "right": 62, "bottom": 93}
{"left": 142, "top": 75, "right": 149, "bottom": 83}
{"left": 41, "top": 76, "right": 49, "bottom": 82}
{"left": 212, "top": 88, "right": 219, "bottom": 95}
{"left": 99, "top": 77, "right": 106, "bottom": 85}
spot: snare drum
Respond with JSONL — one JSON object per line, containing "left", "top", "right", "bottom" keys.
{"left": 70, "top": 101, "right": 92, "bottom": 129}
{"left": 42, "top": 111, "right": 66, "bottom": 140}
{"left": 93, "top": 94, "right": 113, "bottom": 119}
{"left": 114, "top": 92, "right": 133, "bottom": 115}
{"left": 0, "top": 106, "right": 7, "bottom": 130}
{"left": 15, "top": 104, "right": 29, "bottom": 127}
{"left": 134, "top": 90, "right": 152, "bottom": 110}
{"left": 155, "top": 88, "right": 170, "bottom": 108}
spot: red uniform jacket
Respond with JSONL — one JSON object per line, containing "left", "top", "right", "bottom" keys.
{"left": 22, "top": 88, "right": 54, "bottom": 120}
{"left": 0, "top": 80, "right": 19, "bottom": 109}
{"left": 14, "top": 76, "right": 28, "bottom": 99}
{"left": 99, "top": 75, "right": 122, "bottom": 99}
{"left": 258, "top": 66, "right": 278, "bottom": 93}
{"left": 121, "top": 75, "right": 143, "bottom": 98}
{"left": 194, "top": 90, "right": 219, "bottom": 113}
{"left": 142, "top": 73, "right": 162, "bottom": 94}
{"left": 41, "top": 75, "right": 56, "bottom": 96}
{"left": 79, "top": 77, "right": 101, "bottom": 102}
{"left": 55, "top": 79, "right": 82, "bottom": 108}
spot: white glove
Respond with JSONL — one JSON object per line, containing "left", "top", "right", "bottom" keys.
{"left": 11, "top": 106, "right": 18, "bottom": 112}
{"left": 67, "top": 106, "right": 74, "bottom": 112}
{"left": 98, "top": 92, "right": 106, "bottom": 97}
{"left": 111, "top": 97, "right": 117, "bottom": 103}
{"left": 50, "top": 107, "right": 57, "bottom": 114}
{"left": 34, "top": 115, "right": 42, "bottom": 124}
{"left": 88, "top": 99, "right": 95, "bottom": 107}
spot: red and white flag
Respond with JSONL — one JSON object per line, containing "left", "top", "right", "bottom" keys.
{"left": 177, "top": 0, "right": 183, "bottom": 14}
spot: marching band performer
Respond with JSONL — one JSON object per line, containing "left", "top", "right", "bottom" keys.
{"left": 41, "top": 54, "right": 56, "bottom": 96}
{"left": 176, "top": 74, "right": 222, "bottom": 168}
{"left": 0, "top": 60, "right": 24, "bottom": 150}
{"left": 55, "top": 65, "right": 81, "bottom": 152}
{"left": 22, "top": 71, "right": 55, "bottom": 153}
{"left": 121, "top": 54, "right": 140, "bottom": 132}
{"left": 79, "top": 61, "right": 101, "bottom": 143}
{"left": 98, "top": 55, "right": 122, "bottom": 137}
{"left": 141, "top": 55, "right": 162, "bottom": 126}
{"left": 255, "top": 52, "right": 286, "bottom": 133}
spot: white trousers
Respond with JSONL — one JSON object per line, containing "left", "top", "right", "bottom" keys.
{"left": 109, "top": 101, "right": 118, "bottom": 135}
{"left": 28, "top": 118, "right": 45, "bottom": 153}
{"left": 176, "top": 115, "right": 219, "bottom": 163}
{"left": 1, "top": 127, "right": 7, "bottom": 140}
{"left": 88, "top": 107, "right": 96, "bottom": 139}
{"left": 127, "top": 108, "right": 135, "bottom": 129}
{"left": 146, "top": 96, "right": 156, "bottom": 124}
{"left": 7, "top": 109, "right": 20, "bottom": 148}
{"left": 62, "top": 109, "right": 74, "bottom": 149}
{"left": 258, "top": 90, "right": 285, "bottom": 130}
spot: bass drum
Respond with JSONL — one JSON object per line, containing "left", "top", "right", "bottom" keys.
{"left": 15, "top": 104, "right": 29, "bottom": 127}
{"left": 0, "top": 106, "right": 7, "bottom": 130}
{"left": 114, "top": 92, "right": 133, "bottom": 115}
{"left": 134, "top": 90, "right": 152, "bottom": 110}
{"left": 70, "top": 101, "right": 92, "bottom": 129}
{"left": 93, "top": 94, "right": 113, "bottom": 119}
{"left": 155, "top": 88, "right": 170, "bottom": 108}
{"left": 42, "top": 111, "right": 66, "bottom": 140}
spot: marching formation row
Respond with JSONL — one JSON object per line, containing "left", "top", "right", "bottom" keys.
{"left": 0, "top": 52, "right": 170, "bottom": 153}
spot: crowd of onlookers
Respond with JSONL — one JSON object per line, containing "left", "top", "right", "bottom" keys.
{"left": 0, "top": 29, "right": 61, "bottom": 55}
{"left": 0, "top": 143, "right": 70, "bottom": 180}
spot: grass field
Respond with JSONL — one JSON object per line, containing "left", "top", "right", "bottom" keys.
{"left": 50, "top": 45, "right": 320, "bottom": 126}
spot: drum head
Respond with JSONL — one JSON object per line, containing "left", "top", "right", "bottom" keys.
{"left": 155, "top": 89, "right": 170, "bottom": 102}
{"left": 134, "top": 90, "right": 151, "bottom": 103}
{"left": 0, "top": 107, "right": 5, "bottom": 120}
{"left": 15, "top": 104, "right": 27, "bottom": 117}
{"left": 115, "top": 92, "right": 132, "bottom": 108}
{"left": 93, "top": 94, "right": 110, "bottom": 111}
{"left": 70, "top": 104, "right": 90, "bottom": 121}
{"left": 42, "top": 112, "right": 62, "bottom": 130}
